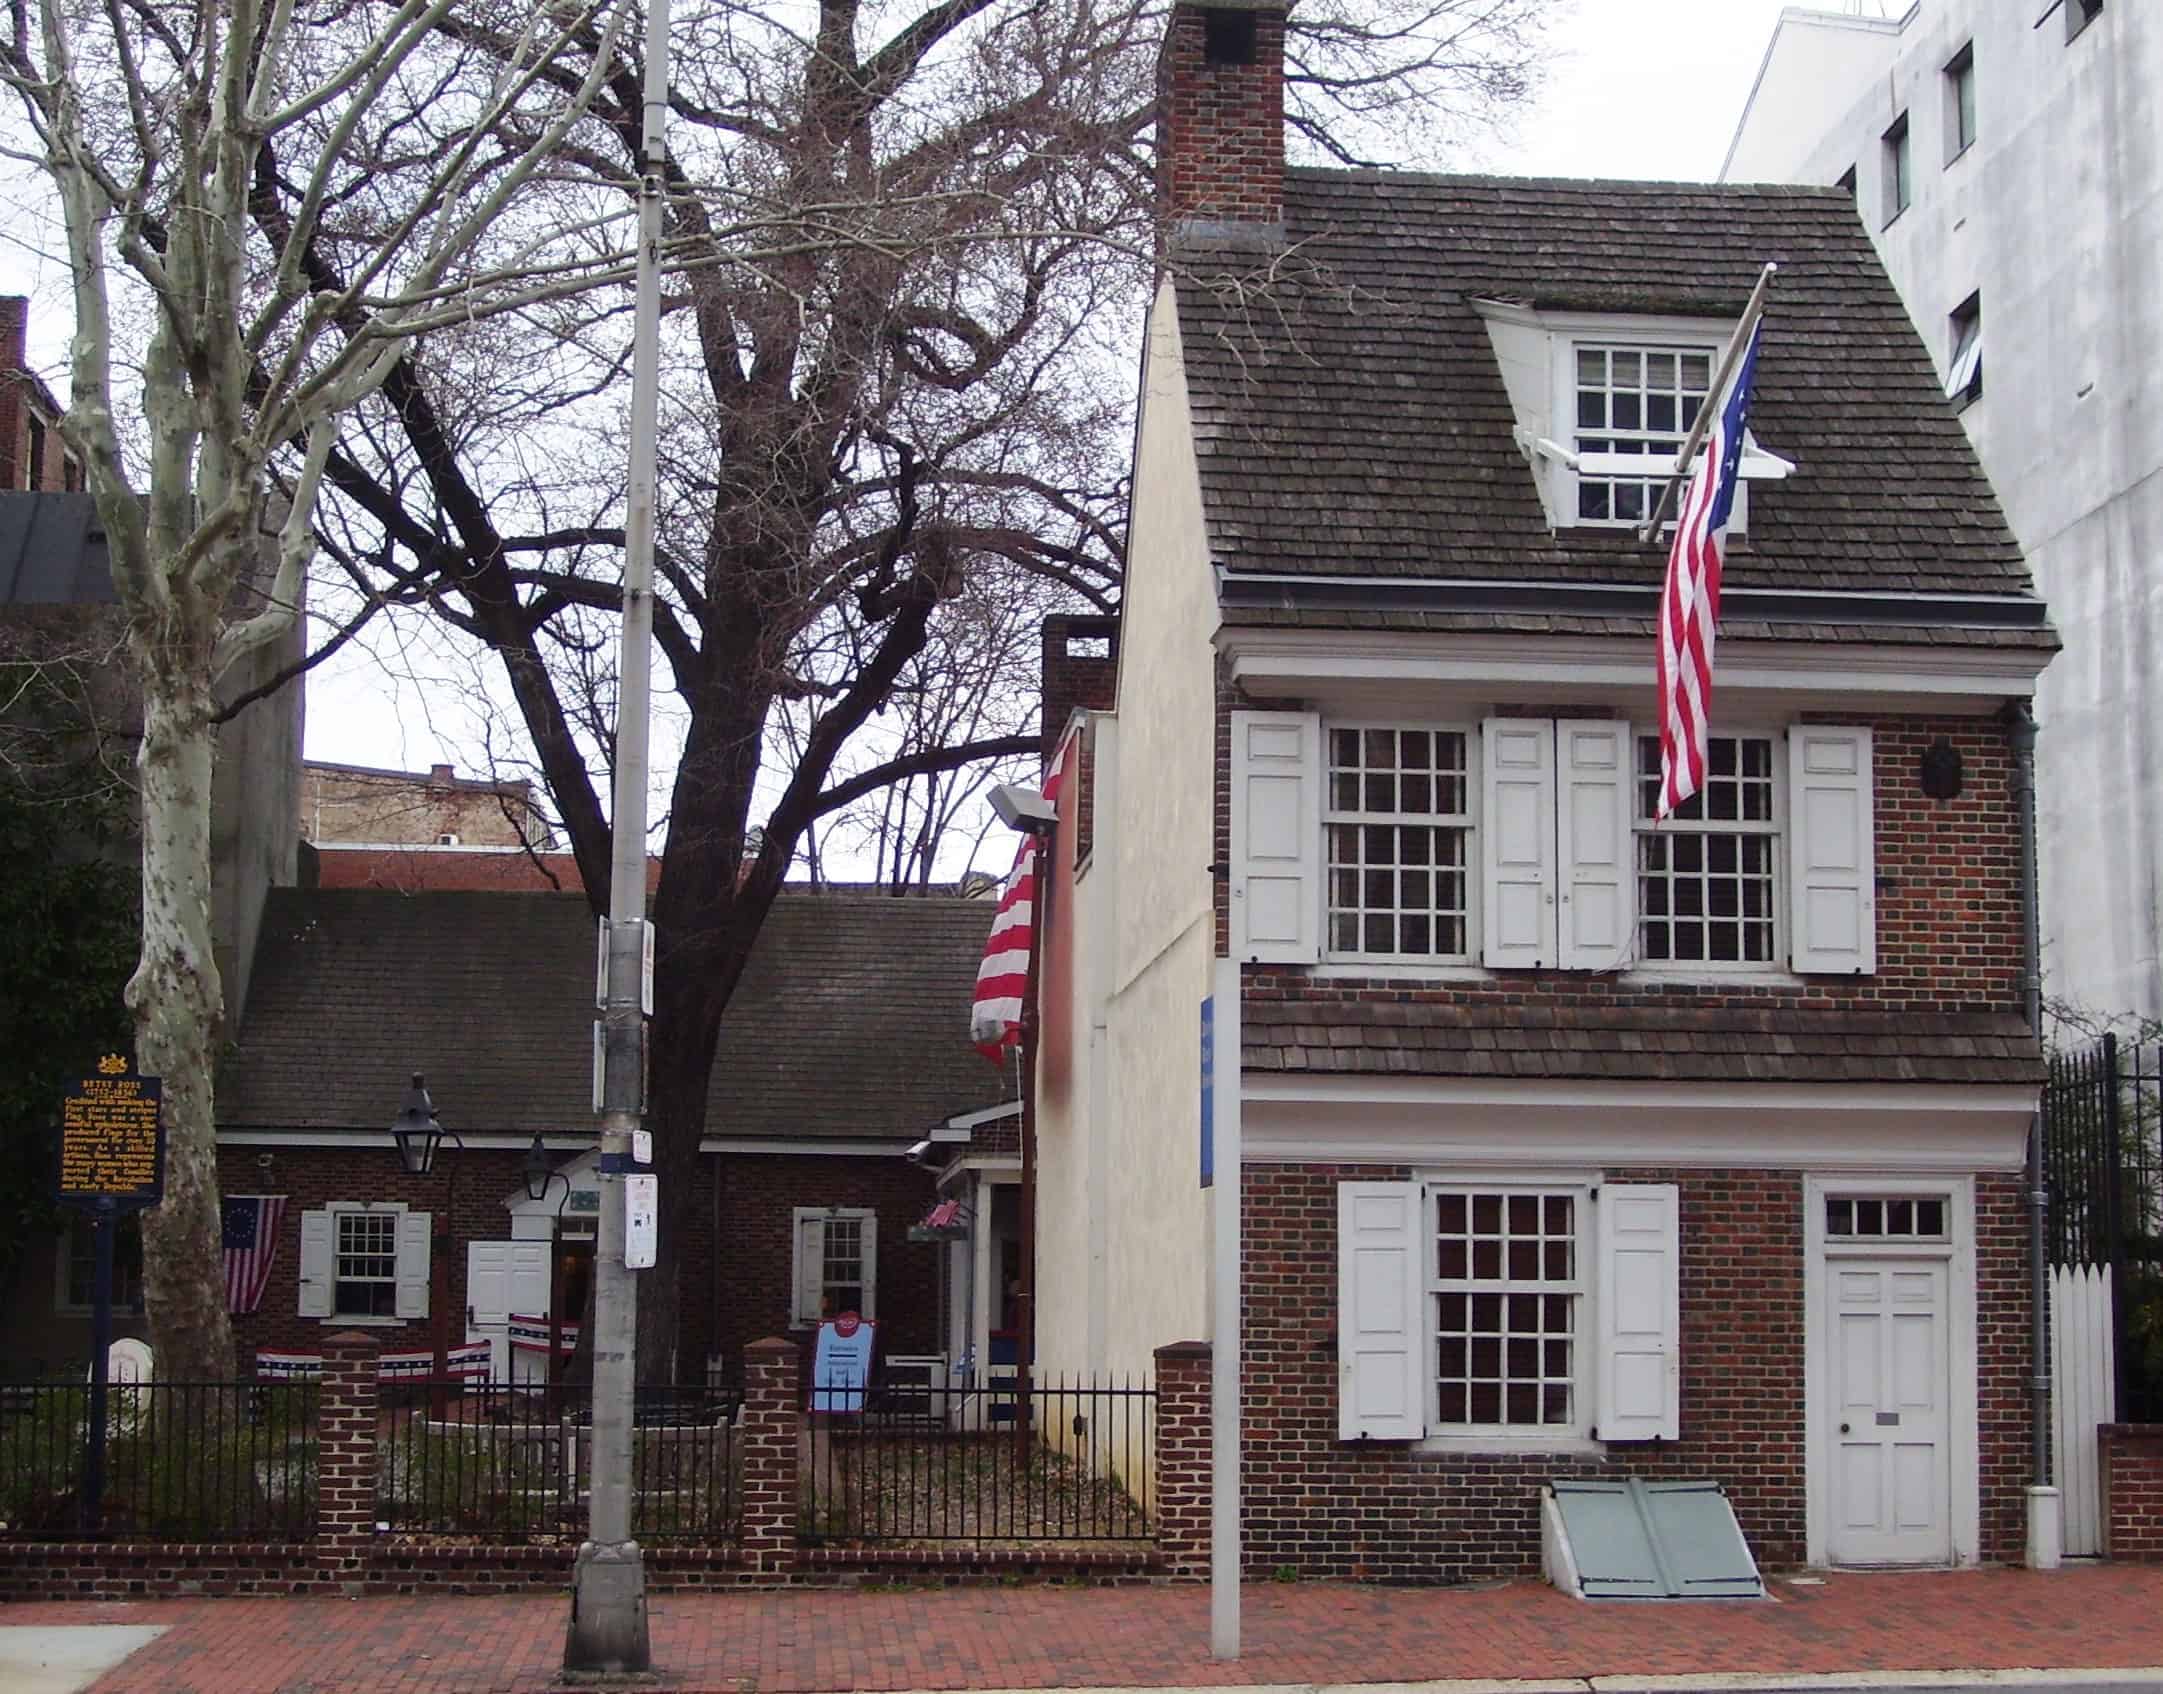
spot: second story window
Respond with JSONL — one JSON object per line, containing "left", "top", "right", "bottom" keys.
{"left": 1635, "top": 734, "right": 1780, "bottom": 965}
{"left": 1572, "top": 345, "right": 1710, "bottom": 525}
{"left": 1882, "top": 113, "right": 1912, "bottom": 225}
{"left": 1325, "top": 727, "right": 1473, "bottom": 961}
{"left": 1947, "top": 293, "right": 1982, "bottom": 407}
{"left": 1944, "top": 44, "right": 1976, "bottom": 161}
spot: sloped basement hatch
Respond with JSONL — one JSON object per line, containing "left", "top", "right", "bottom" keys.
{"left": 1542, "top": 1479, "right": 1764, "bottom": 1599}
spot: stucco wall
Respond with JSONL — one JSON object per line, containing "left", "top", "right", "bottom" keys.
{"left": 1726, "top": 1, "right": 2163, "bottom": 1020}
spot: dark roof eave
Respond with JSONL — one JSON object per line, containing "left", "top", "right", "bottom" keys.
{"left": 1214, "top": 569, "right": 2052, "bottom": 632}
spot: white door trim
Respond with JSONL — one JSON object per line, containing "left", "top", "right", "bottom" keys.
{"left": 1803, "top": 1172, "right": 1978, "bottom": 1567}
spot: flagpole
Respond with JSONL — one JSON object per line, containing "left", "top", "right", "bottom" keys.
{"left": 1636, "top": 262, "right": 1779, "bottom": 545}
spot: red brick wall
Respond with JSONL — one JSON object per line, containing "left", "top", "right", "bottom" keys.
{"left": 704, "top": 1150, "right": 945, "bottom": 1364}
{"left": 1201, "top": 1162, "right": 2031, "bottom": 1581}
{"left": 2101, "top": 1424, "right": 2163, "bottom": 1560}
{"left": 211, "top": 1144, "right": 940, "bottom": 1378}
{"left": 1156, "top": 3, "right": 1287, "bottom": 229}
{"left": 1214, "top": 667, "right": 2026, "bottom": 1019}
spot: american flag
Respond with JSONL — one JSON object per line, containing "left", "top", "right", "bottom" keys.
{"left": 1656, "top": 320, "right": 1765, "bottom": 820}
{"left": 970, "top": 745, "right": 1067, "bottom": 1060}
{"left": 222, "top": 1195, "right": 288, "bottom": 1314}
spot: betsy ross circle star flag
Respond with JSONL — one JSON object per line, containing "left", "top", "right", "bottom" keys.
{"left": 1656, "top": 321, "right": 1765, "bottom": 820}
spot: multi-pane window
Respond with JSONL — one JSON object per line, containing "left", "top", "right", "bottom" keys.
{"left": 820, "top": 1215, "right": 865, "bottom": 1318}
{"left": 1572, "top": 346, "right": 1710, "bottom": 524}
{"left": 1827, "top": 1196, "right": 1949, "bottom": 1240}
{"left": 334, "top": 1211, "right": 400, "bottom": 1317}
{"left": 1883, "top": 113, "right": 1912, "bottom": 224}
{"left": 1635, "top": 734, "right": 1779, "bottom": 964}
{"left": 1433, "top": 1188, "right": 1582, "bottom": 1431}
{"left": 62, "top": 1215, "right": 144, "bottom": 1311}
{"left": 1326, "top": 726, "right": 1472, "bottom": 960}
{"left": 1944, "top": 44, "right": 1976, "bottom": 160}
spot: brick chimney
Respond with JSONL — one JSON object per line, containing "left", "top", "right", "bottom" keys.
{"left": 0, "top": 297, "right": 25, "bottom": 490}
{"left": 1040, "top": 615, "right": 1120, "bottom": 758}
{"left": 1156, "top": 0, "right": 1291, "bottom": 239}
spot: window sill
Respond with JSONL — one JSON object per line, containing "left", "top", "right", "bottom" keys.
{"left": 1944, "top": 143, "right": 1973, "bottom": 169}
{"left": 1619, "top": 965, "right": 1805, "bottom": 990}
{"left": 1882, "top": 206, "right": 1910, "bottom": 232}
{"left": 1414, "top": 1434, "right": 1604, "bottom": 1457}
{"left": 321, "top": 1315, "right": 411, "bottom": 1327}
{"left": 1313, "top": 961, "right": 1491, "bottom": 983}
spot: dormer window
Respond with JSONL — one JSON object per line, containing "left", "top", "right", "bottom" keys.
{"left": 1572, "top": 344, "right": 1712, "bottom": 525}
{"left": 1474, "top": 302, "right": 1791, "bottom": 534}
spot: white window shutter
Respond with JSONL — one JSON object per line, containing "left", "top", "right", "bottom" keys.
{"left": 1789, "top": 726, "right": 1876, "bottom": 974}
{"left": 860, "top": 1214, "right": 878, "bottom": 1321}
{"left": 395, "top": 1211, "right": 432, "bottom": 1320}
{"left": 1337, "top": 1181, "right": 1425, "bottom": 1441}
{"left": 297, "top": 1210, "right": 333, "bottom": 1318}
{"left": 1229, "top": 710, "right": 1322, "bottom": 962}
{"left": 1556, "top": 719, "right": 1633, "bottom": 970}
{"left": 793, "top": 1213, "right": 822, "bottom": 1326}
{"left": 1481, "top": 719, "right": 1556, "bottom": 968}
{"left": 1597, "top": 1183, "right": 1680, "bottom": 1442}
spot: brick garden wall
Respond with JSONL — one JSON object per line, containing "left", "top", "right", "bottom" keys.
{"left": 1157, "top": 1162, "right": 2031, "bottom": 1583}
{"left": 2101, "top": 1425, "right": 2163, "bottom": 1560}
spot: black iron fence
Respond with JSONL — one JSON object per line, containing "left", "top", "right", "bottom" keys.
{"left": 377, "top": 1382, "right": 741, "bottom": 1543}
{"left": 802, "top": 1374, "right": 1153, "bottom": 1544}
{"left": 2044, "top": 1034, "right": 2163, "bottom": 1421}
{"left": 0, "top": 1379, "right": 317, "bottom": 1540}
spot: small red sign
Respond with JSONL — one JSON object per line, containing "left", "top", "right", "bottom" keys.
{"left": 832, "top": 1310, "right": 863, "bottom": 1337}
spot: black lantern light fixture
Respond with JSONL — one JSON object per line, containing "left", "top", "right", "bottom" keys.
{"left": 390, "top": 1073, "right": 445, "bottom": 1175}
{"left": 523, "top": 1132, "right": 559, "bottom": 1203}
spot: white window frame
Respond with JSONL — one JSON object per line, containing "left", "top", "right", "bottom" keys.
{"left": 1322, "top": 720, "right": 1479, "bottom": 966}
{"left": 1882, "top": 112, "right": 1912, "bottom": 226}
{"left": 331, "top": 1202, "right": 405, "bottom": 1321}
{"left": 791, "top": 1205, "right": 878, "bottom": 1327}
{"left": 1631, "top": 728, "right": 1787, "bottom": 974}
{"left": 1423, "top": 1175, "right": 1598, "bottom": 1452}
{"left": 299, "top": 1200, "right": 424, "bottom": 1325}
{"left": 55, "top": 1214, "right": 145, "bottom": 1315}
{"left": 1565, "top": 339, "right": 1718, "bottom": 530}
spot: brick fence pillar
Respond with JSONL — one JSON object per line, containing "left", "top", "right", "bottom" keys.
{"left": 2101, "top": 1423, "right": 2163, "bottom": 1561}
{"left": 315, "top": 1331, "right": 380, "bottom": 1559}
{"left": 1153, "top": 1340, "right": 1211, "bottom": 1579}
{"left": 739, "top": 1338, "right": 800, "bottom": 1574}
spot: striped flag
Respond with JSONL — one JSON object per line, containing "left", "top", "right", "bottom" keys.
{"left": 1656, "top": 321, "right": 1765, "bottom": 820}
{"left": 970, "top": 746, "right": 1067, "bottom": 1060}
{"left": 222, "top": 1195, "right": 288, "bottom": 1314}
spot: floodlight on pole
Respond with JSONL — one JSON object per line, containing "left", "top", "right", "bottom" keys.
{"left": 989, "top": 782, "right": 1056, "bottom": 835}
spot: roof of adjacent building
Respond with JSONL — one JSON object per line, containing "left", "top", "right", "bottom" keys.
{"left": 0, "top": 493, "right": 113, "bottom": 605}
{"left": 1240, "top": 997, "right": 2043, "bottom": 1086}
{"left": 1174, "top": 172, "right": 2048, "bottom": 639}
{"left": 220, "top": 886, "right": 1011, "bottom": 1138}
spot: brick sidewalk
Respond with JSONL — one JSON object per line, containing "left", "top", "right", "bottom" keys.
{"left": 4, "top": 1566, "right": 2161, "bottom": 1694}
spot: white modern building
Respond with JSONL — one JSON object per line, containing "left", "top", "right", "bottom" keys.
{"left": 1727, "top": 1, "right": 2163, "bottom": 1023}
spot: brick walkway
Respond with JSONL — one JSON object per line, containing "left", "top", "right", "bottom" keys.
{"left": 5, "top": 1566, "right": 2162, "bottom": 1693}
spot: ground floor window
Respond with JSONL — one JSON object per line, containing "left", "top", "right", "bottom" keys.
{"left": 1432, "top": 1184, "right": 1588, "bottom": 1435}
{"left": 792, "top": 1206, "right": 878, "bottom": 1325}
{"left": 59, "top": 1214, "right": 144, "bottom": 1313}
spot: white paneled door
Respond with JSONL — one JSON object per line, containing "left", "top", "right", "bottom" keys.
{"left": 466, "top": 1240, "right": 549, "bottom": 1382}
{"left": 1826, "top": 1259, "right": 1952, "bottom": 1565}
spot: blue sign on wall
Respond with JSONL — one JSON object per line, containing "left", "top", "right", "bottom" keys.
{"left": 1200, "top": 995, "right": 1214, "bottom": 1189}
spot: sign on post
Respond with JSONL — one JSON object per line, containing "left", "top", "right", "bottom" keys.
{"left": 58, "top": 1056, "right": 165, "bottom": 1210}
{"left": 812, "top": 1313, "right": 876, "bottom": 1413}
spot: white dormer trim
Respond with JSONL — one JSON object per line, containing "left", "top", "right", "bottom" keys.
{"left": 1475, "top": 301, "right": 1782, "bottom": 535}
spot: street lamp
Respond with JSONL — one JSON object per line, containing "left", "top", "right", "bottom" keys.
{"left": 389, "top": 1074, "right": 462, "bottom": 1413}
{"left": 523, "top": 1134, "right": 577, "bottom": 1411}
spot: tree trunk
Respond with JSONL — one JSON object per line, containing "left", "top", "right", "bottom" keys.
{"left": 129, "top": 633, "right": 236, "bottom": 1384}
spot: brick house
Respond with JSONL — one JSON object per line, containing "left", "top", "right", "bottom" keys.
{"left": 1030, "top": 0, "right": 2059, "bottom": 1580}
{"left": 9, "top": 881, "right": 1012, "bottom": 1384}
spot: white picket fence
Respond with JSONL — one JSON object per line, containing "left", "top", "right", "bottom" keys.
{"left": 2050, "top": 1262, "right": 2116, "bottom": 1556}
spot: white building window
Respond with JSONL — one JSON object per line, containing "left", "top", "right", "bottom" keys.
{"left": 1882, "top": 113, "right": 1912, "bottom": 225}
{"left": 1572, "top": 345, "right": 1710, "bottom": 525}
{"left": 336, "top": 1212, "right": 400, "bottom": 1317}
{"left": 1634, "top": 733, "right": 1781, "bottom": 966}
{"left": 1947, "top": 293, "right": 1982, "bottom": 407}
{"left": 792, "top": 1207, "right": 878, "bottom": 1326}
{"left": 1826, "top": 1195, "right": 1949, "bottom": 1241}
{"left": 1944, "top": 43, "right": 1976, "bottom": 162}
{"left": 1432, "top": 1185, "right": 1586, "bottom": 1433}
{"left": 1325, "top": 726, "right": 1473, "bottom": 961}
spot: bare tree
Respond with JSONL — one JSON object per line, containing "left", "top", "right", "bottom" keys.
{"left": 262, "top": 0, "right": 1558, "bottom": 1374}
{"left": 0, "top": 0, "right": 650, "bottom": 1377}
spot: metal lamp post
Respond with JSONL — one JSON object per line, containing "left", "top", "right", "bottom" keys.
{"left": 522, "top": 1135, "right": 577, "bottom": 1412}
{"left": 390, "top": 1074, "right": 461, "bottom": 1415}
